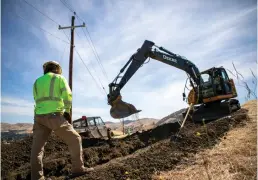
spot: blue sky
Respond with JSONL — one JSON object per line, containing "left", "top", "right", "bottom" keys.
{"left": 1, "top": 0, "right": 257, "bottom": 124}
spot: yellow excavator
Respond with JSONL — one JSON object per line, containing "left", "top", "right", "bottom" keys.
{"left": 107, "top": 40, "right": 241, "bottom": 122}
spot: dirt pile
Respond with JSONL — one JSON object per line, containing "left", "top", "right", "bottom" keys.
{"left": 70, "top": 108, "right": 249, "bottom": 180}
{"left": 1, "top": 108, "right": 249, "bottom": 180}
{"left": 153, "top": 100, "right": 257, "bottom": 180}
{"left": 1, "top": 134, "right": 108, "bottom": 179}
{"left": 1, "top": 135, "right": 68, "bottom": 178}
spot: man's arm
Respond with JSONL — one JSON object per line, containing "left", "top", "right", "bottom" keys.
{"left": 33, "top": 80, "right": 37, "bottom": 101}
{"left": 60, "top": 76, "right": 72, "bottom": 122}
{"left": 33, "top": 80, "right": 38, "bottom": 115}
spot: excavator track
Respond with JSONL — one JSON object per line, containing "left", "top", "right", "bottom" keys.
{"left": 184, "top": 99, "right": 241, "bottom": 123}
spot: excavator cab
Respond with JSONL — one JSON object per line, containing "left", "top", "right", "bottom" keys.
{"left": 200, "top": 67, "right": 237, "bottom": 102}
{"left": 187, "top": 67, "right": 240, "bottom": 122}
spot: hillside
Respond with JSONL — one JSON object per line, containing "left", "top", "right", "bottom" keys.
{"left": 1, "top": 118, "right": 159, "bottom": 140}
{"left": 1, "top": 123, "right": 33, "bottom": 132}
{"left": 154, "top": 100, "right": 257, "bottom": 180}
{"left": 1, "top": 100, "right": 256, "bottom": 180}
{"left": 105, "top": 118, "right": 159, "bottom": 133}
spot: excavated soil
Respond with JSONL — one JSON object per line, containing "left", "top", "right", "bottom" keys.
{"left": 1, "top": 108, "right": 249, "bottom": 180}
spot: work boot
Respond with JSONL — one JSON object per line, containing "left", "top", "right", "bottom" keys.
{"left": 68, "top": 167, "right": 94, "bottom": 179}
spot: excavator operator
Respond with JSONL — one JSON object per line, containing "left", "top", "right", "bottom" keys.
{"left": 31, "top": 61, "right": 93, "bottom": 179}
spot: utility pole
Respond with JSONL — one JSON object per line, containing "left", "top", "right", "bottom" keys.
{"left": 59, "top": 15, "right": 85, "bottom": 120}
{"left": 68, "top": 16, "right": 75, "bottom": 91}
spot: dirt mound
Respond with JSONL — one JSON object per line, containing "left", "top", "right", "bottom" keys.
{"left": 153, "top": 100, "right": 257, "bottom": 180}
{"left": 1, "top": 108, "right": 248, "bottom": 180}
{"left": 1, "top": 135, "right": 68, "bottom": 178}
{"left": 70, "top": 108, "right": 249, "bottom": 180}
{"left": 1, "top": 134, "right": 107, "bottom": 179}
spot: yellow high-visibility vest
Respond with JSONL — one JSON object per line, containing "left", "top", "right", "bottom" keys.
{"left": 33, "top": 72, "right": 72, "bottom": 115}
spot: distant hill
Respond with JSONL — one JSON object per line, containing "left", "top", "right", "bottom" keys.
{"left": 124, "top": 120, "right": 135, "bottom": 125}
{"left": 104, "top": 121, "right": 115, "bottom": 124}
{"left": 106, "top": 118, "right": 159, "bottom": 133}
{"left": 0, "top": 116, "right": 161, "bottom": 137}
{"left": 1, "top": 123, "right": 33, "bottom": 141}
{"left": 1, "top": 123, "right": 33, "bottom": 132}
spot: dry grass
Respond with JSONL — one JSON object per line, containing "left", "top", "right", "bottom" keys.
{"left": 153, "top": 100, "right": 257, "bottom": 180}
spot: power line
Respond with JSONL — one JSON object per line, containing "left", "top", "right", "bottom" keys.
{"left": 59, "top": 0, "right": 109, "bottom": 81}
{"left": 60, "top": 45, "right": 67, "bottom": 62}
{"left": 17, "top": 0, "right": 106, "bottom": 97}
{"left": 63, "top": 30, "right": 107, "bottom": 96}
{"left": 19, "top": 0, "right": 105, "bottom": 95}
{"left": 60, "top": 0, "right": 75, "bottom": 14}
{"left": 21, "top": 0, "right": 59, "bottom": 25}
{"left": 81, "top": 24, "right": 110, "bottom": 81}
{"left": 75, "top": 48, "right": 107, "bottom": 96}
{"left": 62, "top": 29, "right": 70, "bottom": 41}
{"left": 75, "top": 31, "right": 108, "bottom": 94}
{"left": 76, "top": 22, "right": 109, "bottom": 82}
{"left": 17, "top": 0, "right": 69, "bottom": 44}
{"left": 14, "top": 11, "right": 70, "bottom": 44}
{"left": 75, "top": 13, "right": 109, "bottom": 81}
{"left": 21, "top": 0, "right": 72, "bottom": 46}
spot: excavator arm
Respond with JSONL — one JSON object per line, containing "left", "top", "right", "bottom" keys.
{"left": 108, "top": 40, "right": 201, "bottom": 106}
{"left": 108, "top": 40, "right": 153, "bottom": 104}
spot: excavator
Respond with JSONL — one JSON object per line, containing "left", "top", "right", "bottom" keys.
{"left": 107, "top": 40, "right": 241, "bottom": 123}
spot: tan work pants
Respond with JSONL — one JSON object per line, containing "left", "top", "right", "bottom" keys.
{"left": 31, "top": 113, "right": 84, "bottom": 180}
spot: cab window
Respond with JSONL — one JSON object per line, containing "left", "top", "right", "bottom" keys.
{"left": 73, "top": 121, "right": 81, "bottom": 128}
{"left": 95, "top": 117, "right": 104, "bottom": 126}
{"left": 81, "top": 120, "right": 87, "bottom": 127}
{"left": 221, "top": 70, "right": 229, "bottom": 81}
{"left": 201, "top": 73, "right": 211, "bottom": 83}
{"left": 88, "top": 118, "right": 95, "bottom": 126}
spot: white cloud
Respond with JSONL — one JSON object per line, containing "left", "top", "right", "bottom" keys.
{"left": 1, "top": 97, "right": 34, "bottom": 107}
{"left": 72, "top": 106, "right": 108, "bottom": 120}
{"left": 125, "top": 81, "right": 189, "bottom": 119}
{"left": 2, "top": 105, "right": 34, "bottom": 116}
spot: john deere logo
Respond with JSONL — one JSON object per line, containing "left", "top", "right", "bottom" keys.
{"left": 163, "top": 55, "right": 177, "bottom": 63}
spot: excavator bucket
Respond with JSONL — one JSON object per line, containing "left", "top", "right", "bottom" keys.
{"left": 110, "top": 96, "right": 141, "bottom": 119}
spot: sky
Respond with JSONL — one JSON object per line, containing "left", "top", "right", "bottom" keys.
{"left": 1, "top": 0, "right": 257, "bottom": 124}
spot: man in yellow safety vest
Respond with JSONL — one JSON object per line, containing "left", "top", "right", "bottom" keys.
{"left": 31, "top": 61, "right": 93, "bottom": 180}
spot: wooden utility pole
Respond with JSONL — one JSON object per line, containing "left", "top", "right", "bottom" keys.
{"left": 68, "top": 16, "right": 75, "bottom": 91}
{"left": 59, "top": 16, "right": 85, "bottom": 120}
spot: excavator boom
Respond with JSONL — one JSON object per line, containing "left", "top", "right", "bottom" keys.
{"left": 108, "top": 40, "right": 154, "bottom": 104}
{"left": 108, "top": 40, "right": 201, "bottom": 104}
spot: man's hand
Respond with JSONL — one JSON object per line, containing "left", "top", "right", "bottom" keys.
{"left": 64, "top": 112, "right": 72, "bottom": 124}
